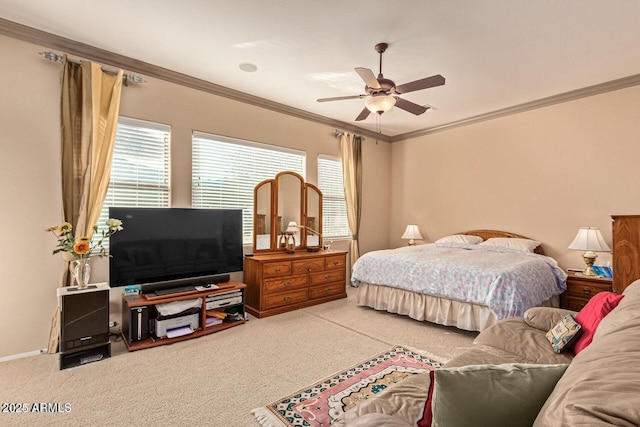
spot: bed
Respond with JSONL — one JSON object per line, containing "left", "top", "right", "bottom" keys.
{"left": 351, "top": 230, "right": 567, "bottom": 332}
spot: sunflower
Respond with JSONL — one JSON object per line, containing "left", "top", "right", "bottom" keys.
{"left": 58, "top": 222, "right": 72, "bottom": 236}
{"left": 73, "top": 240, "right": 90, "bottom": 255}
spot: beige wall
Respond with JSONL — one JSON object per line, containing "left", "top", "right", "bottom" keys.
{"left": 0, "top": 35, "right": 391, "bottom": 358}
{"left": 4, "top": 30, "right": 637, "bottom": 359}
{"left": 390, "top": 84, "right": 640, "bottom": 268}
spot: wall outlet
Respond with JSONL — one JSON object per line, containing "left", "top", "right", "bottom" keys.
{"left": 109, "top": 321, "right": 118, "bottom": 328}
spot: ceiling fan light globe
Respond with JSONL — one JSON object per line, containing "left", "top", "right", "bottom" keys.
{"left": 365, "top": 95, "right": 396, "bottom": 114}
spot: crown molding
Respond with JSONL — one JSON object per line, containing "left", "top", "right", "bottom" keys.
{"left": 3, "top": 18, "right": 639, "bottom": 144}
{"left": 0, "top": 18, "right": 392, "bottom": 143}
{"left": 390, "top": 73, "right": 640, "bottom": 142}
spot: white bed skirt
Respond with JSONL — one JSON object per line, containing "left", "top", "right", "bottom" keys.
{"left": 355, "top": 282, "right": 560, "bottom": 332}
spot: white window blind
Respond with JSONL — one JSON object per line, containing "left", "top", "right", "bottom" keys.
{"left": 318, "top": 155, "right": 350, "bottom": 238}
{"left": 192, "top": 131, "right": 305, "bottom": 244}
{"left": 97, "top": 117, "right": 171, "bottom": 245}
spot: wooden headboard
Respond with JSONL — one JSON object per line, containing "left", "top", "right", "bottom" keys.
{"left": 460, "top": 229, "right": 545, "bottom": 255}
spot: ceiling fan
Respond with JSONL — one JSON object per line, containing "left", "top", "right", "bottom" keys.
{"left": 317, "top": 42, "right": 445, "bottom": 121}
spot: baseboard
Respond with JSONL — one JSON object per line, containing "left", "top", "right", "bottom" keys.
{"left": 0, "top": 348, "right": 47, "bottom": 363}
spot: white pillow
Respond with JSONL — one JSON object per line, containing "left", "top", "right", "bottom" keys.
{"left": 479, "top": 237, "right": 540, "bottom": 252}
{"left": 435, "top": 234, "right": 484, "bottom": 245}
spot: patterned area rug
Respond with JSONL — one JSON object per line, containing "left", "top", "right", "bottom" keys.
{"left": 252, "top": 345, "right": 444, "bottom": 427}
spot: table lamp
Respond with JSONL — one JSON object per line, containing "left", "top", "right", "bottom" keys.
{"left": 401, "top": 224, "right": 423, "bottom": 246}
{"left": 284, "top": 221, "right": 299, "bottom": 254}
{"left": 568, "top": 227, "right": 611, "bottom": 276}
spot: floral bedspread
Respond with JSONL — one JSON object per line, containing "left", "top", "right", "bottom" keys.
{"left": 351, "top": 243, "right": 567, "bottom": 320}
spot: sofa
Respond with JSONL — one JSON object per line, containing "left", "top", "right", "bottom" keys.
{"left": 335, "top": 280, "right": 640, "bottom": 426}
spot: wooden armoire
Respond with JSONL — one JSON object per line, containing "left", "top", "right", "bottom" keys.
{"left": 611, "top": 215, "right": 640, "bottom": 294}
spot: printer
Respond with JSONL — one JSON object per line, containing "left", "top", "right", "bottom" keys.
{"left": 152, "top": 298, "right": 202, "bottom": 338}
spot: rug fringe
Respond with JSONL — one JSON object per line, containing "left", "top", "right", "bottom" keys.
{"left": 252, "top": 407, "right": 286, "bottom": 427}
{"left": 401, "top": 345, "right": 449, "bottom": 364}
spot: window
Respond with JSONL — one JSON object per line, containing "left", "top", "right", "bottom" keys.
{"left": 97, "top": 117, "right": 171, "bottom": 247}
{"left": 318, "top": 155, "right": 350, "bottom": 238}
{"left": 192, "top": 132, "right": 305, "bottom": 244}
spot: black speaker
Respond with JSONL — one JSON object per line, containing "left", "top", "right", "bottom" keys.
{"left": 57, "top": 284, "right": 111, "bottom": 369}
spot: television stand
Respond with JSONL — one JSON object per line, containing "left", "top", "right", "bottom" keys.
{"left": 122, "top": 281, "right": 246, "bottom": 351}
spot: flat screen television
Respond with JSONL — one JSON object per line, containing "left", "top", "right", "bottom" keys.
{"left": 108, "top": 207, "right": 243, "bottom": 292}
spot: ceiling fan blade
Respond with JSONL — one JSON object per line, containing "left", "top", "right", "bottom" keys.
{"left": 317, "top": 95, "right": 366, "bottom": 102}
{"left": 394, "top": 97, "right": 428, "bottom": 115}
{"left": 355, "top": 107, "right": 371, "bottom": 121}
{"left": 355, "top": 67, "right": 381, "bottom": 89}
{"left": 394, "top": 74, "right": 445, "bottom": 94}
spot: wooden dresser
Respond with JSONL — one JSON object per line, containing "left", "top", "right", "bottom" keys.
{"left": 612, "top": 215, "right": 640, "bottom": 294}
{"left": 243, "top": 250, "right": 348, "bottom": 318}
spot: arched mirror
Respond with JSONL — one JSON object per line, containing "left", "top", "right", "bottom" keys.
{"left": 253, "top": 171, "right": 323, "bottom": 253}
{"left": 254, "top": 180, "right": 273, "bottom": 251}
{"left": 276, "top": 172, "right": 303, "bottom": 249}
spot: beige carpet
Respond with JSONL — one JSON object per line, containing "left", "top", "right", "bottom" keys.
{"left": 0, "top": 287, "right": 476, "bottom": 426}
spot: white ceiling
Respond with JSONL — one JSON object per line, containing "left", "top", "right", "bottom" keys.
{"left": 2, "top": 0, "right": 640, "bottom": 138}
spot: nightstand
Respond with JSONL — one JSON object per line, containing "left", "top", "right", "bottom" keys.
{"left": 560, "top": 272, "right": 613, "bottom": 311}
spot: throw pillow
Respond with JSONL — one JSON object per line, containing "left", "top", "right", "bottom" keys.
{"left": 428, "top": 363, "right": 568, "bottom": 427}
{"left": 546, "top": 314, "right": 582, "bottom": 353}
{"left": 573, "top": 291, "right": 625, "bottom": 354}
{"left": 417, "top": 370, "right": 436, "bottom": 427}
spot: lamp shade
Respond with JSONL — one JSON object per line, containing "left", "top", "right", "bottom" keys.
{"left": 365, "top": 94, "right": 396, "bottom": 114}
{"left": 286, "top": 221, "right": 299, "bottom": 233}
{"left": 568, "top": 227, "right": 610, "bottom": 252}
{"left": 401, "top": 225, "right": 423, "bottom": 241}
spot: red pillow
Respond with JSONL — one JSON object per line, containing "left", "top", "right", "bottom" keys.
{"left": 418, "top": 370, "right": 436, "bottom": 427}
{"left": 573, "top": 291, "right": 624, "bottom": 354}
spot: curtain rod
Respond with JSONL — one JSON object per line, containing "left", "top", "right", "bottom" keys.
{"left": 39, "top": 51, "right": 146, "bottom": 85}
{"left": 333, "top": 129, "right": 366, "bottom": 141}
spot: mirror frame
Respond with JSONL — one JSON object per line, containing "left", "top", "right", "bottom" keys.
{"left": 304, "top": 183, "right": 323, "bottom": 250}
{"left": 253, "top": 179, "right": 275, "bottom": 252}
{"left": 252, "top": 171, "right": 323, "bottom": 253}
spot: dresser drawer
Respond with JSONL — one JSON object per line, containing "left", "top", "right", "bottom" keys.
{"left": 565, "top": 281, "right": 610, "bottom": 298}
{"left": 264, "top": 275, "right": 307, "bottom": 293}
{"left": 292, "top": 259, "right": 325, "bottom": 274}
{"left": 325, "top": 255, "right": 346, "bottom": 270}
{"left": 263, "top": 261, "right": 292, "bottom": 278}
{"left": 264, "top": 289, "right": 308, "bottom": 309}
{"left": 309, "top": 269, "right": 346, "bottom": 286}
{"left": 309, "top": 283, "right": 345, "bottom": 299}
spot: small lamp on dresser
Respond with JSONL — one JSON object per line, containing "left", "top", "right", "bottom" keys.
{"left": 401, "top": 224, "right": 423, "bottom": 246}
{"left": 284, "top": 221, "right": 299, "bottom": 254}
{"left": 568, "top": 227, "right": 611, "bottom": 276}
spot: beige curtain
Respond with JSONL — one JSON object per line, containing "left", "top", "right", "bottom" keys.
{"left": 48, "top": 58, "right": 123, "bottom": 354}
{"left": 339, "top": 133, "right": 363, "bottom": 268}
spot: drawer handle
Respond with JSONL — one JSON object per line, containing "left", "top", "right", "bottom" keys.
{"left": 308, "top": 268, "right": 312, "bottom": 272}
{"left": 284, "top": 296, "right": 291, "bottom": 302}
{"left": 275, "top": 267, "right": 281, "bottom": 273}
{"left": 283, "top": 281, "right": 291, "bottom": 287}
{"left": 333, "top": 260, "right": 339, "bottom": 266}
{"left": 583, "top": 287, "right": 592, "bottom": 295}
{"left": 325, "top": 287, "right": 332, "bottom": 293}
{"left": 325, "top": 274, "right": 332, "bottom": 279}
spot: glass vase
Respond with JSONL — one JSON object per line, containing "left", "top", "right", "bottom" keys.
{"left": 70, "top": 257, "right": 91, "bottom": 289}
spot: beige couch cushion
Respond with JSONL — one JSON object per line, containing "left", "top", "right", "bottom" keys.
{"left": 333, "top": 372, "right": 428, "bottom": 427}
{"left": 524, "top": 306, "right": 577, "bottom": 331}
{"left": 534, "top": 281, "right": 640, "bottom": 426}
{"left": 471, "top": 316, "right": 574, "bottom": 365}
